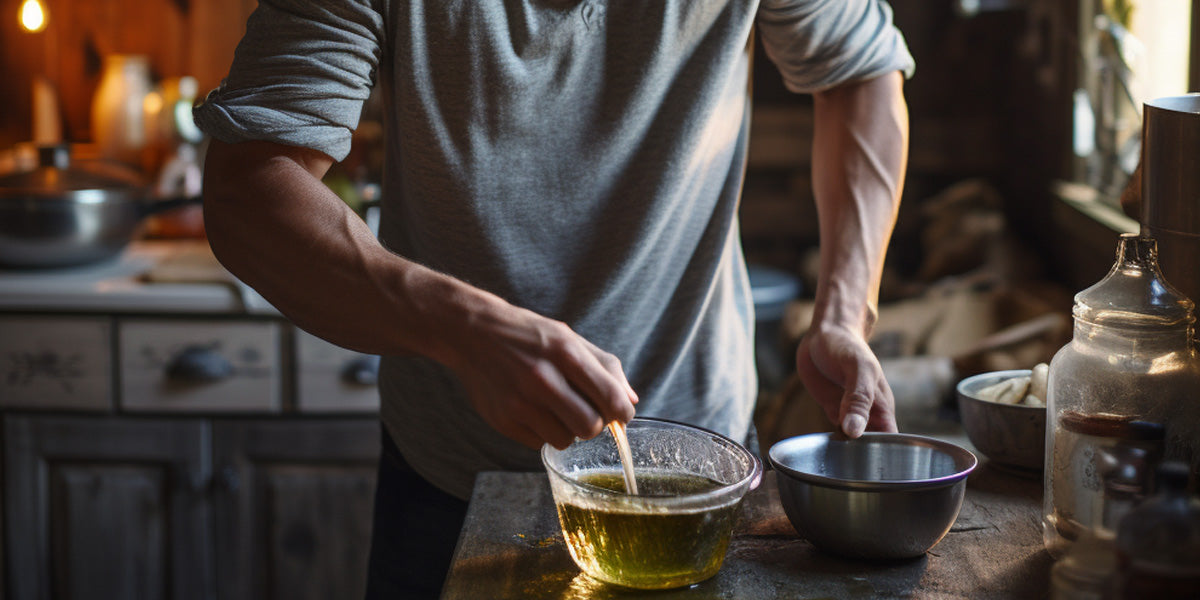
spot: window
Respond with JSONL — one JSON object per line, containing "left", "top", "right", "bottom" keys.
{"left": 1073, "top": 0, "right": 1193, "bottom": 201}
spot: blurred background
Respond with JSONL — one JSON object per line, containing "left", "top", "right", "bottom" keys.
{"left": 0, "top": 0, "right": 1196, "bottom": 598}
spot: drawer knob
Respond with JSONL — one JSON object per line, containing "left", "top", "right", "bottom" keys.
{"left": 166, "top": 346, "right": 233, "bottom": 382}
{"left": 341, "top": 355, "right": 380, "bottom": 386}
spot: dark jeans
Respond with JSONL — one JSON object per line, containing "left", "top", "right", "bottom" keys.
{"left": 364, "top": 429, "right": 469, "bottom": 600}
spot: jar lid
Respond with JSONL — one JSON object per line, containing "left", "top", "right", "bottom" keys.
{"left": 1073, "top": 234, "right": 1195, "bottom": 329}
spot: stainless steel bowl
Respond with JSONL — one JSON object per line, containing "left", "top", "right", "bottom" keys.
{"left": 768, "top": 432, "right": 977, "bottom": 559}
{"left": 956, "top": 369, "right": 1046, "bottom": 473}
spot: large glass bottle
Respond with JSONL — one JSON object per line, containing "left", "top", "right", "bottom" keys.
{"left": 1043, "top": 233, "right": 1200, "bottom": 558}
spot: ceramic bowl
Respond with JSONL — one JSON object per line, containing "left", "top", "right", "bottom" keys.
{"left": 956, "top": 369, "right": 1047, "bottom": 473}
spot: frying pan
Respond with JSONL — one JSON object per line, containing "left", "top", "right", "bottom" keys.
{"left": 0, "top": 145, "right": 201, "bottom": 269}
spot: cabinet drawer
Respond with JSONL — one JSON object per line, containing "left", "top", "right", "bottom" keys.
{"left": 0, "top": 316, "right": 113, "bottom": 411}
{"left": 119, "top": 319, "right": 282, "bottom": 413}
{"left": 294, "top": 329, "right": 380, "bottom": 413}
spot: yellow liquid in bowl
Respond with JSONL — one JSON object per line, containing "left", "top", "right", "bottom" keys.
{"left": 555, "top": 471, "right": 738, "bottom": 589}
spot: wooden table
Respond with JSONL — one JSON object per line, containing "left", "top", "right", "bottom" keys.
{"left": 441, "top": 463, "right": 1053, "bottom": 599}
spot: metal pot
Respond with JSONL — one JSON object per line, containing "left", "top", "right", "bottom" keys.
{"left": 0, "top": 145, "right": 200, "bottom": 269}
{"left": 1141, "top": 94, "right": 1200, "bottom": 307}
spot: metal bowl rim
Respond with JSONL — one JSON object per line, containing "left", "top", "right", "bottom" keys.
{"left": 768, "top": 432, "right": 978, "bottom": 492}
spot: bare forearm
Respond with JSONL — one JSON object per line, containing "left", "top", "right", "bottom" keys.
{"left": 202, "top": 140, "right": 636, "bottom": 445}
{"left": 794, "top": 71, "right": 907, "bottom": 436}
{"left": 810, "top": 71, "right": 908, "bottom": 335}
{"left": 202, "top": 139, "right": 480, "bottom": 359}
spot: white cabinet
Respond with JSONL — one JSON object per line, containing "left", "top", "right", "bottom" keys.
{"left": 0, "top": 243, "right": 381, "bottom": 600}
{"left": 294, "top": 329, "right": 380, "bottom": 413}
{"left": 119, "top": 318, "right": 284, "bottom": 413}
{"left": 0, "top": 316, "right": 113, "bottom": 411}
{"left": 0, "top": 313, "right": 377, "bottom": 415}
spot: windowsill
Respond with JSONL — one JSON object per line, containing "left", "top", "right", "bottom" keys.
{"left": 1052, "top": 181, "right": 1139, "bottom": 233}
{"left": 1049, "top": 180, "right": 1139, "bottom": 290}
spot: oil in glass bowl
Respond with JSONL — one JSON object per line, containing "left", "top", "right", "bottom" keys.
{"left": 553, "top": 469, "right": 739, "bottom": 589}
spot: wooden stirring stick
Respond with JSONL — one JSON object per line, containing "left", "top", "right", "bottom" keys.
{"left": 608, "top": 421, "right": 639, "bottom": 495}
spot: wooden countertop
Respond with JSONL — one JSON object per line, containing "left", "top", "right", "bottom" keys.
{"left": 441, "top": 463, "right": 1052, "bottom": 599}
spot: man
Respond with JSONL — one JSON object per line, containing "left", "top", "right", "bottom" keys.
{"left": 195, "top": 0, "right": 912, "bottom": 596}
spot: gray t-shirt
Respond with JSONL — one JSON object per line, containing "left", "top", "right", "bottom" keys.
{"left": 194, "top": 0, "right": 914, "bottom": 500}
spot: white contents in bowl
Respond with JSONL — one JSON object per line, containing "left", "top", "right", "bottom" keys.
{"left": 975, "top": 363, "right": 1048, "bottom": 407}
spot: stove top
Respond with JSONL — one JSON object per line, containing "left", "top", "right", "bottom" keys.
{"left": 0, "top": 241, "right": 276, "bottom": 314}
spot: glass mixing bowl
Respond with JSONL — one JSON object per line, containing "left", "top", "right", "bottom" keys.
{"left": 541, "top": 417, "right": 762, "bottom": 590}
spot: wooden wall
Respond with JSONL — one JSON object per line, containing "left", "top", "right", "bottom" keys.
{"left": 0, "top": 0, "right": 1085, "bottom": 288}
{"left": 0, "top": 0, "right": 256, "bottom": 148}
{"left": 739, "top": 0, "right": 1061, "bottom": 284}
{"left": 0, "top": 0, "right": 1097, "bottom": 289}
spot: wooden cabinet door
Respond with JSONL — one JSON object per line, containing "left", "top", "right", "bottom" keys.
{"left": 3, "top": 416, "right": 213, "bottom": 600}
{"left": 212, "top": 419, "right": 379, "bottom": 600}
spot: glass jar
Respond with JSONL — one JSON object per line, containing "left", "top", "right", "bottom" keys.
{"left": 1043, "top": 234, "right": 1200, "bottom": 558}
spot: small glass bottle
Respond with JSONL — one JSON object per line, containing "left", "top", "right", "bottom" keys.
{"left": 1043, "top": 234, "right": 1200, "bottom": 558}
{"left": 1049, "top": 445, "right": 1146, "bottom": 600}
{"left": 1113, "top": 461, "right": 1200, "bottom": 598}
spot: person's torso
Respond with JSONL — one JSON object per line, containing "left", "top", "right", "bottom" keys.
{"left": 376, "top": 0, "right": 760, "bottom": 499}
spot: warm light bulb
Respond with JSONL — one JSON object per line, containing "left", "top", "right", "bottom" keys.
{"left": 19, "top": 0, "right": 47, "bottom": 33}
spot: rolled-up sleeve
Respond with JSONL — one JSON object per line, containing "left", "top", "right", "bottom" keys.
{"left": 193, "top": 0, "right": 384, "bottom": 161}
{"left": 756, "top": 0, "right": 915, "bottom": 94}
